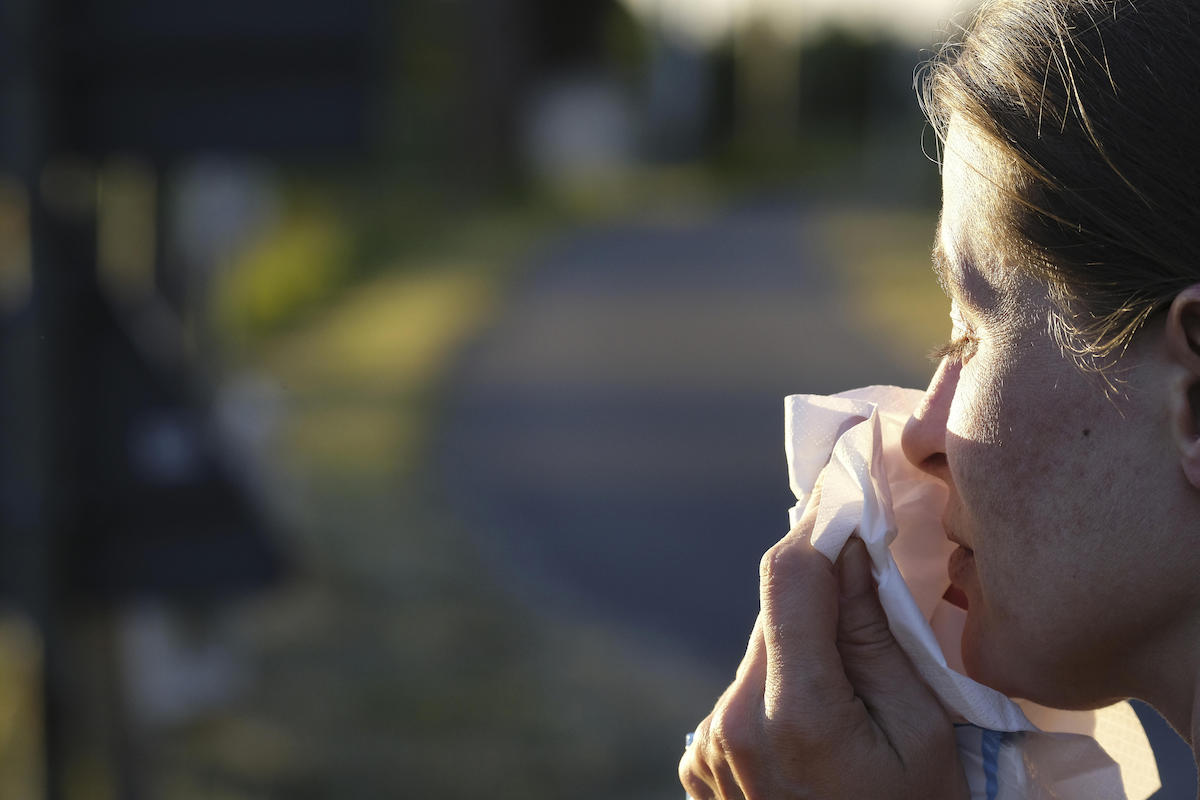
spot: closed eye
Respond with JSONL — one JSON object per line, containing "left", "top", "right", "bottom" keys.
{"left": 928, "top": 334, "right": 978, "bottom": 364}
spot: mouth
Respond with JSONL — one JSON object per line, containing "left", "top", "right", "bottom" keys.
{"left": 944, "top": 544, "right": 973, "bottom": 610}
{"left": 943, "top": 518, "right": 973, "bottom": 610}
{"left": 943, "top": 521, "right": 970, "bottom": 551}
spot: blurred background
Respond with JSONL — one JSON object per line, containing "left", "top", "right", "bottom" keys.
{"left": 0, "top": 0, "right": 1194, "bottom": 798}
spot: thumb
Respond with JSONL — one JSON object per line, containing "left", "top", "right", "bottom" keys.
{"left": 835, "top": 538, "right": 946, "bottom": 734}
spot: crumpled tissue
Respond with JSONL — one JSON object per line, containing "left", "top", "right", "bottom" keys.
{"left": 787, "top": 385, "right": 1160, "bottom": 800}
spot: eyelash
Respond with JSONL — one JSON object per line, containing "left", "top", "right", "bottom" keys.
{"left": 929, "top": 333, "right": 978, "bottom": 364}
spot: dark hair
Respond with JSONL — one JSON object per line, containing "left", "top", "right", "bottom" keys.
{"left": 923, "top": 0, "right": 1200, "bottom": 360}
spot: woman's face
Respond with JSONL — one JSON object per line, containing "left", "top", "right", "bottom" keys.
{"left": 901, "top": 121, "right": 1189, "bottom": 709}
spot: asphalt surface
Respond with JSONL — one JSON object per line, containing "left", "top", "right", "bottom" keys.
{"left": 437, "top": 192, "right": 924, "bottom": 667}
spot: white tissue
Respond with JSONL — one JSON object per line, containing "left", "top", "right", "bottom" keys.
{"left": 786, "top": 386, "right": 1160, "bottom": 800}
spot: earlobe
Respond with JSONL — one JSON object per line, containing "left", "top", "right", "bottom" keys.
{"left": 1164, "top": 285, "right": 1200, "bottom": 488}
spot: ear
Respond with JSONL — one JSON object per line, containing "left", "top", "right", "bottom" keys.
{"left": 1164, "top": 284, "right": 1200, "bottom": 488}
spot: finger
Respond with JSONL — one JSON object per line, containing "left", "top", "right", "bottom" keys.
{"left": 684, "top": 713, "right": 750, "bottom": 800}
{"left": 759, "top": 525, "right": 856, "bottom": 726}
{"left": 709, "top": 754, "right": 748, "bottom": 800}
{"left": 684, "top": 618, "right": 765, "bottom": 800}
{"left": 835, "top": 537, "right": 950, "bottom": 746}
{"left": 727, "top": 624, "right": 768, "bottom": 798}
{"left": 710, "top": 629, "right": 768, "bottom": 799}
{"left": 679, "top": 735, "right": 716, "bottom": 800}
{"left": 680, "top": 716, "right": 718, "bottom": 798}
{"left": 683, "top": 613, "right": 768, "bottom": 800}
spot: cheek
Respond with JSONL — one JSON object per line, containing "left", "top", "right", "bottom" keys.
{"left": 948, "top": 357, "right": 1096, "bottom": 519}
{"left": 945, "top": 366, "right": 1029, "bottom": 530}
{"left": 945, "top": 363, "right": 1094, "bottom": 587}
{"left": 948, "top": 364, "right": 1131, "bottom": 648}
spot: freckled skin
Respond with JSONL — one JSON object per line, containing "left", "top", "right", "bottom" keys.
{"left": 949, "top": 317, "right": 1177, "bottom": 707}
{"left": 903, "top": 121, "right": 1194, "bottom": 711}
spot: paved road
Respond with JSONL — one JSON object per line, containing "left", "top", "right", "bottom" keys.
{"left": 437, "top": 192, "right": 924, "bottom": 667}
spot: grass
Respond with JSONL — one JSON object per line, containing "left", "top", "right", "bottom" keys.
{"left": 263, "top": 263, "right": 499, "bottom": 479}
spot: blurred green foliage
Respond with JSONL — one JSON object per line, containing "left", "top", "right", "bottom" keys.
{"left": 216, "top": 205, "right": 352, "bottom": 341}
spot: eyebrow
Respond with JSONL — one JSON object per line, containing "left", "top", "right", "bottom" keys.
{"left": 931, "top": 234, "right": 1000, "bottom": 314}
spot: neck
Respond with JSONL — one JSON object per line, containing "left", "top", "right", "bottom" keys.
{"left": 1125, "top": 628, "right": 1199, "bottom": 752}
{"left": 1172, "top": 651, "right": 1200, "bottom": 780}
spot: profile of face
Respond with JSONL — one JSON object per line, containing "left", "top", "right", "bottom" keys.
{"left": 900, "top": 120, "right": 1195, "bottom": 711}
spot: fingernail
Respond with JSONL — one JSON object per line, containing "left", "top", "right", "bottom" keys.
{"left": 838, "top": 538, "right": 872, "bottom": 599}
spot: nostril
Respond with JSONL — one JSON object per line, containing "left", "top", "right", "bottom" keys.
{"left": 920, "top": 452, "right": 949, "bottom": 476}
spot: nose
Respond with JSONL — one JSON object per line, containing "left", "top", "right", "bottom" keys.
{"left": 901, "top": 357, "right": 959, "bottom": 480}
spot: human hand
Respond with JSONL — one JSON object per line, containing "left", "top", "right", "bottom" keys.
{"left": 678, "top": 486, "right": 968, "bottom": 800}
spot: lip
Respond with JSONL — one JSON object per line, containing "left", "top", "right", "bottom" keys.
{"left": 947, "top": 545, "right": 975, "bottom": 585}
{"left": 943, "top": 516, "right": 974, "bottom": 609}
{"left": 943, "top": 514, "right": 971, "bottom": 550}
{"left": 946, "top": 530, "right": 970, "bottom": 548}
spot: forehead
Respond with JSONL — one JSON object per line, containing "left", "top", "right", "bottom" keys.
{"left": 939, "top": 122, "right": 1002, "bottom": 271}
{"left": 936, "top": 120, "right": 1032, "bottom": 312}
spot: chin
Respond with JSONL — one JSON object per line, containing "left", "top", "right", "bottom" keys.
{"left": 960, "top": 621, "right": 1004, "bottom": 690}
{"left": 960, "top": 623, "right": 1119, "bottom": 711}
{"left": 960, "top": 615, "right": 1032, "bottom": 700}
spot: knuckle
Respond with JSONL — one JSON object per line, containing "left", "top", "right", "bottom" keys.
{"left": 680, "top": 722, "right": 718, "bottom": 798}
{"left": 677, "top": 751, "right": 691, "bottom": 782}
{"left": 678, "top": 751, "right": 705, "bottom": 795}
{"left": 759, "top": 540, "right": 806, "bottom": 586}
{"left": 708, "top": 703, "right": 755, "bottom": 765}
{"left": 758, "top": 545, "right": 782, "bottom": 583}
{"left": 679, "top": 770, "right": 712, "bottom": 800}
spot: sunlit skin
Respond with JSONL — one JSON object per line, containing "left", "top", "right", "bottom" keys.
{"left": 901, "top": 120, "right": 1200, "bottom": 741}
